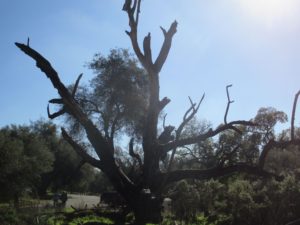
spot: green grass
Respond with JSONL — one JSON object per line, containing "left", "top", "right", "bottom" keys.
{"left": 64, "top": 207, "right": 75, "bottom": 213}
{"left": 68, "top": 215, "right": 114, "bottom": 225}
{"left": 47, "top": 214, "right": 65, "bottom": 225}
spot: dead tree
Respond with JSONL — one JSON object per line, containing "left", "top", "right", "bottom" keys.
{"left": 15, "top": 1, "right": 300, "bottom": 224}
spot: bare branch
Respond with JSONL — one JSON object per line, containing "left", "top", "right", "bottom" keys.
{"left": 177, "top": 94, "right": 205, "bottom": 138}
{"left": 61, "top": 128, "right": 103, "bottom": 169}
{"left": 291, "top": 90, "right": 300, "bottom": 140}
{"left": 135, "top": 0, "right": 142, "bottom": 26}
{"left": 15, "top": 42, "right": 114, "bottom": 160}
{"left": 163, "top": 94, "right": 205, "bottom": 183}
{"left": 47, "top": 105, "right": 65, "bottom": 119}
{"left": 160, "top": 26, "right": 167, "bottom": 36}
{"left": 71, "top": 73, "right": 83, "bottom": 97}
{"left": 162, "top": 120, "right": 255, "bottom": 153}
{"left": 143, "top": 33, "right": 153, "bottom": 65}
{"left": 122, "top": 0, "right": 132, "bottom": 11}
{"left": 224, "top": 84, "right": 234, "bottom": 124}
{"left": 49, "top": 98, "right": 63, "bottom": 104}
{"left": 46, "top": 74, "right": 83, "bottom": 119}
{"left": 123, "top": 0, "right": 145, "bottom": 67}
{"left": 154, "top": 21, "right": 178, "bottom": 73}
{"left": 159, "top": 97, "right": 171, "bottom": 112}
{"left": 163, "top": 114, "right": 167, "bottom": 129}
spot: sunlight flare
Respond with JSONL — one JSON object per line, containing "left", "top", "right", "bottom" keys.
{"left": 239, "top": 0, "right": 297, "bottom": 25}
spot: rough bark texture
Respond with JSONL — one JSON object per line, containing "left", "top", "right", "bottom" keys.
{"left": 16, "top": 1, "right": 300, "bottom": 224}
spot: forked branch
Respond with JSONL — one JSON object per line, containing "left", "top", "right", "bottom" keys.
{"left": 16, "top": 42, "right": 136, "bottom": 191}
{"left": 123, "top": 0, "right": 177, "bottom": 74}
{"left": 47, "top": 73, "right": 83, "bottom": 119}
{"left": 155, "top": 21, "right": 178, "bottom": 73}
{"left": 164, "top": 94, "right": 205, "bottom": 179}
{"left": 15, "top": 42, "right": 112, "bottom": 159}
{"left": 224, "top": 84, "right": 234, "bottom": 124}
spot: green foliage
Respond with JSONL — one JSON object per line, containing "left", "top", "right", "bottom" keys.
{"left": 0, "top": 124, "right": 54, "bottom": 203}
{"left": 167, "top": 174, "right": 300, "bottom": 225}
{"left": 68, "top": 215, "right": 114, "bottom": 225}
{"left": 0, "top": 207, "right": 20, "bottom": 225}
{"left": 66, "top": 48, "right": 149, "bottom": 140}
{"left": 47, "top": 214, "right": 65, "bottom": 225}
{"left": 169, "top": 180, "right": 200, "bottom": 222}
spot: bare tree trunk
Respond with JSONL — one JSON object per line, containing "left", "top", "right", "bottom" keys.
{"left": 13, "top": 193, "right": 19, "bottom": 210}
{"left": 130, "top": 194, "right": 162, "bottom": 225}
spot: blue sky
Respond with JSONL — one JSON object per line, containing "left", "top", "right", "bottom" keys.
{"left": 1, "top": 0, "right": 300, "bottom": 131}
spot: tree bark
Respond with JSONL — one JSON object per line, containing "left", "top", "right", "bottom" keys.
{"left": 130, "top": 193, "right": 163, "bottom": 225}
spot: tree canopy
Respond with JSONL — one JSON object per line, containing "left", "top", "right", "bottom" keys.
{"left": 0, "top": 124, "right": 54, "bottom": 206}
{"left": 65, "top": 48, "right": 149, "bottom": 141}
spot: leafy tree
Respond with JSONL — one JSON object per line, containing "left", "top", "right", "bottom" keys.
{"left": 0, "top": 125, "right": 54, "bottom": 207}
{"left": 15, "top": 1, "right": 300, "bottom": 223}
{"left": 64, "top": 48, "right": 149, "bottom": 140}
{"left": 31, "top": 120, "right": 104, "bottom": 195}
{"left": 169, "top": 180, "right": 200, "bottom": 223}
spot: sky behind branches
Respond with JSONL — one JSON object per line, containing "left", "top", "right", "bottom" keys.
{"left": 1, "top": 0, "right": 300, "bottom": 131}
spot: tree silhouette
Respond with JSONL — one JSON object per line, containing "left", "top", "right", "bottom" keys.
{"left": 15, "top": 1, "right": 300, "bottom": 224}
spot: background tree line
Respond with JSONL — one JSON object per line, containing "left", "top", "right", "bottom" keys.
{"left": 0, "top": 120, "right": 112, "bottom": 208}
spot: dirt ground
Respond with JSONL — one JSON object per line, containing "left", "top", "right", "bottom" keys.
{"left": 65, "top": 194, "right": 100, "bottom": 209}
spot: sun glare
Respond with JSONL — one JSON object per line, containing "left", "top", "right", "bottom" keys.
{"left": 239, "top": 0, "right": 296, "bottom": 26}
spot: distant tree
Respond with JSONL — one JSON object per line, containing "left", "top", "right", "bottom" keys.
{"left": 0, "top": 125, "right": 54, "bottom": 207}
{"left": 15, "top": 1, "right": 300, "bottom": 223}
{"left": 31, "top": 120, "right": 101, "bottom": 195}
{"left": 64, "top": 48, "right": 149, "bottom": 140}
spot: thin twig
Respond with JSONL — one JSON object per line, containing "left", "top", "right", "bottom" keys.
{"left": 224, "top": 84, "right": 234, "bottom": 124}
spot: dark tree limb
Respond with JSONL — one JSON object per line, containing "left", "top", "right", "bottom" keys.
{"left": 61, "top": 128, "right": 103, "bottom": 169}
{"left": 158, "top": 97, "right": 171, "bottom": 112}
{"left": 46, "top": 73, "right": 83, "bottom": 119}
{"left": 178, "top": 94, "right": 205, "bottom": 136}
{"left": 123, "top": 0, "right": 145, "bottom": 68}
{"left": 165, "top": 94, "right": 205, "bottom": 170}
{"left": 15, "top": 42, "right": 136, "bottom": 192}
{"left": 162, "top": 120, "right": 255, "bottom": 153}
{"left": 224, "top": 84, "right": 234, "bottom": 124}
{"left": 135, "top": 0, "right": 141, "bottom": 25}
{"left": 291, "top": 90, "right": 300, "bottom": 140}
{"left": 15, "top": 43, "right": 106, "bottom": 146}
{"left": 154, "top": 21, "right": 178, "bottom": 73}
{"left": 163, "top": 163, "right": 283, "bottom": 184}
{"left": 122, "top": 0, "right": 132, "bottom": 12}
{"left": 71, "top": 73, "right": 83, "bottom": 97}
{"left": 143, "top": 33, "right": 153, "bottom": 65}
{"left": 47, "top": 105, "right": 65, "bottom": 119}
